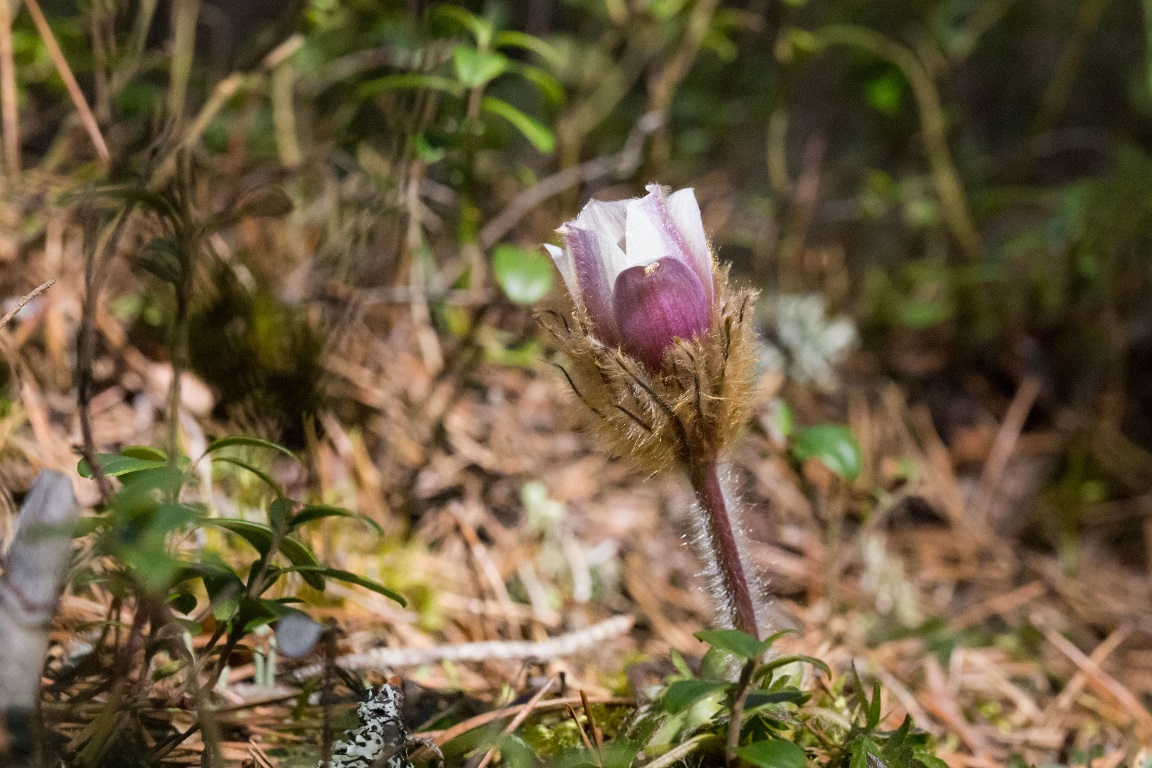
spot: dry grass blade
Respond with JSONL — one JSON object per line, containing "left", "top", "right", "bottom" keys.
{"left": 1, "top": 280, "right": 56, "bottom": 328}
{"left": 473, "top": 676, "right": 556, "bottom": 768}
{"left": 0, "top": 0, "right": 18, "bottom": 181}
{"left": 22, "top": 0, "right": 109, "bottom": 164}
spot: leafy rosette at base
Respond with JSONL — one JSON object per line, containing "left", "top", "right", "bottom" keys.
{"left": 540, "top": 184, "right": 759, "bottom": 473}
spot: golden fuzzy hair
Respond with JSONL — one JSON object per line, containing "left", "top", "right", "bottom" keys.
{"left": 539, "top": 265, "right": 759, "bottom": 474}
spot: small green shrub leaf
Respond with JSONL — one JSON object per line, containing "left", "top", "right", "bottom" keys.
{"left": 207, "top": 519, "right": 274, "bottom": 556}
{"left": 291, "top": 505, "right": 384, "bottom": 536}
{"left": 744, "top": 688, "right": 807, "bottom": 710}
{"left": 268, "top": 498, "right": 297, "bottom": 532}
{"left": 695, "top": 629, "right": 766, "bottom": 660}
{"left": 357, "top": 74, "right": 463, "bottom": 99}
{"left": 756, "top": 654, "right": 833, "bottom": 681}
{"left": 791, "top": 424, "right": 862, "bottom": 481}
{"left": 736, "top": 738, "right": 808, "bottom": 768}
{"left": 661, "top": 679, "right": 729, "bottom": 714}
{"left": 275, "top": 536, "right": 325, "bottom": 590}
{"left": 453, "top": 45, "right": 508, "bottom": 88}
{"left": 481, "top": 96, "right": 555, "bottom": 153}
{"left": 202, "top": 436, "right": 301, "bottom": 463}
{"left": 286, "top": 566, "right": 406, "bottom": 606}
{"left": 212, "top": 456, "right": 282, "bottom": 494}
{"left": 78, "top": 454, "right": 167, "bottom": 479}
{"left": 493, "top": 245, "right": 554, "bottom": 304}
{"left": 119, "top": 445, "right": 168, "bottom": 462}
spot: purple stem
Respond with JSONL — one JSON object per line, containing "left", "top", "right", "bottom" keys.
{"left": 688, "top": 456, "right": 760, "bottom": 638}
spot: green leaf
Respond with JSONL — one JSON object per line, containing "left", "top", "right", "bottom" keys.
{"left": 207, "top": 519, "right": 274, "bottom": 556}
{"left": 866, "top": 69, "right": 904, "bottom": 115}
{"left": 505, "top": 61, "right": 564, "bottom": 105}
{"left": 453, "top": 45, "right": 508, "bottom": 88}
{"left": 78, "top": 453, "right": 167, "bottom": 479}
{"left": 866, "top": 678, "right": 882, "bottom": 729}
{"left": 211, "top": 456, "right": 282, "bottom": 495}
{"left": 269, "top": 497, "right": 297, "bottom": 532}
{"left": 290, "top": 505, "right": 384, "bottom": 537}
{"left": 669, "top": 648, "right": 693, "bottom": 677}
{"left": 274, "top": 535, "right": 325, "bottom": 591}
{"left": 433, "top": 5, "right": 493, "bottom": 48}
{"left": 735, "top": 739, "right": 808, "bottom": 768}
{"left": 849, "top": 739, "right": 880, "bottom": 768}
{"left": 119, "top": 445, "right": 168, "bottom": 462}
{"left": 285, "top": 566, "right": 406, "bottom": 606}
{"left": 755, "top": 654, "right": 833, "bottom": 681}
{"left": 241, "top": 596, "right": 299, "bottom": 634}
{"left": 661, "top": 679, "right": 729, "bottom": 714}
{"left": 357, "top": 74, "right": 464, "bottom": 99}
{"left": 791, "top": 424, "right": 862, "bottom": 481}
{"left": 138, "top": 237, "right": 183, "bottom": 285}
{"left": 700, "top": 645, "right": 732, "bottom": 680}
{"left": 744, "top": 688, "right": 807, "bottom": 710}
{"left": 202, "top": 436, "right": 301, "bottom": 464}
{"left": 481, "top": 96, "right": 555, "bottom": 153}
{"left": 915, "top": 756, "right": 951, "bottom": 768}
{"left": 492, "top": 245, "right": 554, "bottom": 304}
{"left": 492, "top": 30, "right": 562, "bottom": 66}
{"left": 695, "top": 629, "right": 766, "bottom": 660}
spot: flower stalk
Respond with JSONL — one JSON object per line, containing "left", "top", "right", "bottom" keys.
{"left": 686, "top": 455, "right": 760, "bottom": 638}
{"left": 541, "top": 184, "right": 764, "bottom": 637}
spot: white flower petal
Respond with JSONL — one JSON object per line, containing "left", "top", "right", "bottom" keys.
{"left": 664, "top": 187, "right": 713, "bottom": 296}
{"left": 544, "top": 243, "right": 575, "bottom": 295}
{"left": 623, "top": 196, "right": 665, "bottom": 272}
{"left": 625, "top": 186, "right": 713, "bottom": 302}
{"left": 573, "top": 198, "right": 629, "bottom": 250}
{"left": 560, "top": 225, "right": 625, "bottom": 344}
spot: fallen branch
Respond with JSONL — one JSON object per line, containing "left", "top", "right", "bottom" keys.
{"left": 0, "top": 280, "right": 56, "bottom": 329}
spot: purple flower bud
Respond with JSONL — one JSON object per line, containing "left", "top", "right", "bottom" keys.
{"left": 545, "top": 185, "right": 715, "bottom": 370}
{"left": 613, "top": 258, "right": 710, "bottom": 371}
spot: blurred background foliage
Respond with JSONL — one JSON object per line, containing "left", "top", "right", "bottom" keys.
{"left": 5, "top": 0, "right": 1152, "bottom": 559}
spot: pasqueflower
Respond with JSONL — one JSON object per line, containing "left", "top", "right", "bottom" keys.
{"left": 541, "top": 184, "right": 765, "bottom": 639}
{"left": 544, "top": 184, "right": 713, "bottom": 371}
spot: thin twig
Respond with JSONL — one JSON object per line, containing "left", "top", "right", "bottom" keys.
{"left": 810, "top": 24, "right": 981, "bottom": 262}
{"left": 1, "top": 280, "right": 55, "bottom": 328}
{"left": 477, "top": 112, "right": 662, "bottom": 249}
{"left": 78, "top": 204, "right": 136, "bottom": 505}
{"left": 23, "top": 0, "right": 110, "bottom": 164}
{"left": 148, "top": 34, "right": 304, "bottom": 191}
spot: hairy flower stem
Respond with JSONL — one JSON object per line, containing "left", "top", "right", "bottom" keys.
{"left": 687, "top": 455, "right": 760, "bottom": 638}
